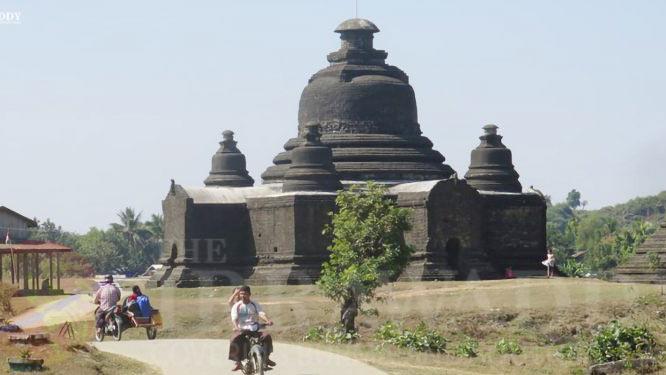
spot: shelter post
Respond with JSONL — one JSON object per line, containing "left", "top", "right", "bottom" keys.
{"left": 22, "top": 254, "right": 28, "bottom": 291}
{"left": 35, "top": 254, "right": 40, "bottom": 290}
{"left": 0, "top": 253, "right": 3, "bottom": 282}
{"left": 56, "top": 253, "right": 60, "bottom": 290}
{"left": 49, "top": 253, "right": 53, "bottom": 290}
{"left": 31, "top": 254, "right": 35, "bottom": 290}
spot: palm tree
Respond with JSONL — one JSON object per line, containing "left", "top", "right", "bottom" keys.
{"left": 111, "top": 207, "right": 149, "bottom": 248}
{"left": 144, "top": 214, "right": 164, "bottom": 242}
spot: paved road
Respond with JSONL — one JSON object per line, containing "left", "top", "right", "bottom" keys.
{"left": 93, "top": 339, "right": 387, "bottom": 375}
{"left": 11, "top": 294, "right": 95, "bottom": 329}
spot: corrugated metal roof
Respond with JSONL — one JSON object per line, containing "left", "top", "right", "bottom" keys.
{"left": 180, "top": 184, "right": 341, "bottom": 204}
{"left": 181, "top": 184, "right": 283, "bottom": 204}
{"left": 0, "top": 206, "right": 38, "bottom": 227}
{"left": 389, "top": 180, "right": 442, "bottom": 194}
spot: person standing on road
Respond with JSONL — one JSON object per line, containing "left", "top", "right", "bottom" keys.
{"left": 93, "top": 275, "right": 121, "bottom": 335}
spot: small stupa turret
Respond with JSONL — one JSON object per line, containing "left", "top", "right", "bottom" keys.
{"left": 282, "top": 123, "right": 342, "bottom": 193}
{"left": 204, "top": 130, "right": 254, "bottom": 187}
{"left": 464, "top": 125, "right": 522, "bottom": 193}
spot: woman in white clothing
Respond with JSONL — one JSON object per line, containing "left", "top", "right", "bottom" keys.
{"left": 542, "top": 248, "right": 556, "bottom": 278}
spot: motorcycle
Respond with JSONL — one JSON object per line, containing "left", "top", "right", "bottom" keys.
{"left": 94, "top": 304, "right": 162, "bottom": 342}
{"left": 94, "top": 305, "right": 122, "bottom": 341}
{"left": 241, "top": 324, "right": 272, "bottom": 375}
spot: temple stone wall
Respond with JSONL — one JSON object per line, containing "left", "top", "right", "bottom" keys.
{"left": 397, "top": 180, "right": 495, "bottom": 281}
{"left": 160, "top": 187, "right": 189, "bottom": 266}
{"left": 246, "top": 194, "right": 336, "bottom": 284}
{"left": 482, "top": 193, "right": 546, "bottom": 272}
{"left": 152, "top": 187, "right": 257, "bottom": 287}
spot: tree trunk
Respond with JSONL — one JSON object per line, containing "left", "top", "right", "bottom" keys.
{"left": 340, "top": 298, "right": 358, "bottom": 332}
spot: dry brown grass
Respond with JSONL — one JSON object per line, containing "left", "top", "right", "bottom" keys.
{"left": 0, "top": 321, "right": 159, "bottom": 374}
{"left": 125, "top": 278, "right": 665, "bottom": 374}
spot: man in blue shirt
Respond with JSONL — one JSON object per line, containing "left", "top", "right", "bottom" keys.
{"left": 229, "top": 285, "right": 275, "bottom": 371}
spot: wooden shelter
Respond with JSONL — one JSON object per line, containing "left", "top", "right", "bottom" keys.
{"left": 0, "top": 240, "right": 72, "bottom": 293}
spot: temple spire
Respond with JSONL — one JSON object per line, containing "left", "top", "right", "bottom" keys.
{"left": 464, "top": 125, "right": 522, "bottom": 193}
{"left": 204, "top": 130, "right": 254, "bottom": 187}
{"left": 282, "top": 123, "right": 342, "bottom": 193}
{"left": 327, "top": 18, "right": 387, "bottom": 65}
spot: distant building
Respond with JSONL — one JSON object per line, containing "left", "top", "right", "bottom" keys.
{"left": 0, "top": 206, "right": 37, "bottom": 242}
{"left": 149, "top": 19, "right": 547, "bottom": 288}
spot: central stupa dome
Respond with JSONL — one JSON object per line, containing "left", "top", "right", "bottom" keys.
{"left": 262, "top": 18, "right": 454, "bottom": 183}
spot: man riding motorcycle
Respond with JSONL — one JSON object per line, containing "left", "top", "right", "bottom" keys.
{"left": 93, "top": 274, "right": 121, "bottom": 336}
{"left": 229, "top": 285, "right": 276, "bottom": 372}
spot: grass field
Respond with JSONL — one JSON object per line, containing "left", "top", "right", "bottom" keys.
{"left": 4, "top": 277, "right": 665, "bottom": 374}
{"left": 113, "top": 278, "right": 665, "bottom": 374}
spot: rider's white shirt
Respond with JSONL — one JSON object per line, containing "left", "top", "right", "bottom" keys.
{"left": 231, "top": 300, "right": 263, "bottom": 331}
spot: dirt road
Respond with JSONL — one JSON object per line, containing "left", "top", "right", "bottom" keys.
{"left": 93, "top": 339, "right": 387, "bottom": 375}
{"left": 11, "top": 294, "right": 95, "bottom": 329}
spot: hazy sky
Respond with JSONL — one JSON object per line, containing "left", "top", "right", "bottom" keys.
{"left": 1, "top": 1, "right": 665, "bottom": 233}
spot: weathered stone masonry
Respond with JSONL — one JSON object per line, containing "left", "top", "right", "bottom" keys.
{"left": 149, "top": 18, "right": 546, "bottom": 287}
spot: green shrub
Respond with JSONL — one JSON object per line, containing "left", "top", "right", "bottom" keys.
{"left": 0, "top": 282, "right": 17, "bottom": 316}
{"left": 303, "top": 325, "right": 359, "bottom": 344}
{"left": 559, "top": 259, "right": 590, "bottom": 278}
{"left": 496, "top": 338, "right": 523, "bottom": 355}
{"left": 375, "top": 321, "right": 400, "bottom": 341}
{"left": 587, "top": 321, "right": 656, "bottom": 364}
{"left": 376, "top": 321, "right": 447, "bottom": 353}
{"left": 555, "top": 344, "right": 578, "bottom": 360}
{"left": 454, "top": 337, "right": 479, "bottom": 358}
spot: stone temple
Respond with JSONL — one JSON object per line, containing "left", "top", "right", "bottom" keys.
{"left": 149, "top": 19, "right": 546, "bottom": 288}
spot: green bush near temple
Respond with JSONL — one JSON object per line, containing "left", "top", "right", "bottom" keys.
{"left": 587, "top": 321, "right": 656, "bottom": 364}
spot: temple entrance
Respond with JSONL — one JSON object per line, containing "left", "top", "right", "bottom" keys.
{"left": 445, "top": 238, "right": 460, "bottom": 269}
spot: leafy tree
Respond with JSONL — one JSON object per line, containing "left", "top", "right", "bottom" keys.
{"left": 317, "top": 182, "right": 413, "bottom": 332}
{"left": 566, "top": 189, "right": 581, "bottom": 209}
{"left": 29, "top": 219, "right": 79, "bottom": 248}
{"left": 76, "top": 228, "right": 123, "bottom": 274}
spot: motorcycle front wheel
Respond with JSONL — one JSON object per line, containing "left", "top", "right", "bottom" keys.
{"left": 251, "top": 346, "right": 264, "bottom": 375}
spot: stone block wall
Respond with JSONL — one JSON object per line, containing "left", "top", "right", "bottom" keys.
{"left": 247, "top": 194, "right": 336, "bottom": 284}
{"left": 482, "top": 193, "right": 546, "bottom": 271}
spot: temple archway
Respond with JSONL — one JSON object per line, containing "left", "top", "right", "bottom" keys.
{"left": 445, "top": 238, "right": 460, "bottom": 269}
